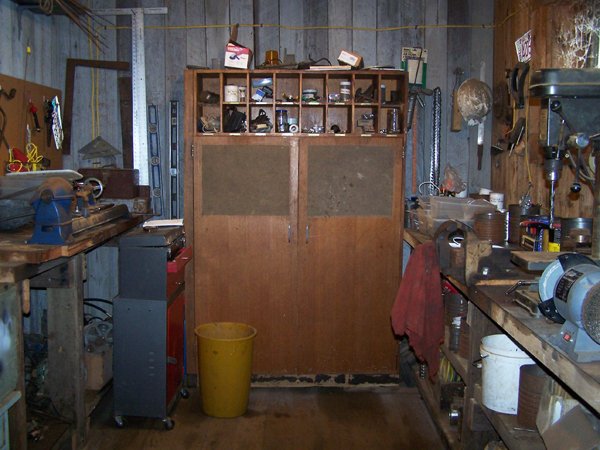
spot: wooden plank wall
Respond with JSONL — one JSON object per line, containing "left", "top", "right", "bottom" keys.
{"left": 491, "top": 0, "right": 595, "bottom": 219}
{"left": 0, "top": 0, "right": 120, "bottom": 173}
{"left": 1, "top": 0, "right": 495, "bottom": 215}
{"left": 0, "top": 73, "right": 62, "bottom": 171}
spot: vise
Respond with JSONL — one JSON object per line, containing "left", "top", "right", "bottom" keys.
{"left": 29, "top": 177, "right": 75, "bottom": 245}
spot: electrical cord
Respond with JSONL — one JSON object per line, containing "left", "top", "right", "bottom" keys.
{"left": 83, "top": 301, "right": 112, "bottom": 319}
{"left": 84, "top": 297, "right": 113, "bottom": 305}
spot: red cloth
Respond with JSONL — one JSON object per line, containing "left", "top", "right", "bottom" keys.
{"left": 391, "top": 240, "right": 444, "bottom": 378}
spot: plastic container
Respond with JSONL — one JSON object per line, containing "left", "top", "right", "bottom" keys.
{"left": 195, "top": 322, "right": 257, "bottom": 417}
{"left": 430, "top": 197, "right": 496, "bottom": 221}
{"left": 480, "top": 334, "right": 534, "bottom": 414}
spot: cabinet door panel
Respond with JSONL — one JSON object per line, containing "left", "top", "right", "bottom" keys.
{"left": 307, "top": 145, "right": 394, "bottom": 217}
{"left": 298, "top": 140, "right": 403, "bottom": 373}
{"left": 202, "top": 144, "right": 290, "bottom": 215}
{"left": 193, "top": 138, "right": 299, "bottom": 373}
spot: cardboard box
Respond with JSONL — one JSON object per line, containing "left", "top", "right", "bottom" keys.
{"left": 338, "top": 50, "right": 363, "bottom": 68}
{"left": 85, "top": 347, "right": 113, "bottom": 390}
{"left": 225, "top": 41, "right": 253, "bottom": 69}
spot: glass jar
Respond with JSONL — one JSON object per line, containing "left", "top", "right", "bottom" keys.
{"left": 238, "top": 86, "right": 246, "bottom": 102}
{"left": 387, "top": 108, "right": 401, "bottom": 134}
{"left": 340, "top": 81, "right": 351, "bottom": 102}
{"left": 276, "top": 109, "right": 289, "bottom": 132}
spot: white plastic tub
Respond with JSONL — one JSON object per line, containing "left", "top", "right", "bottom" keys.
{"left": 480, "top": 334, "right": 534, "bottom": 414}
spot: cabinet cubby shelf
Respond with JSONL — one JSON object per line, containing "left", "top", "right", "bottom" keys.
{"left": 193, "top": 69, "right": 408, "bottom": 136}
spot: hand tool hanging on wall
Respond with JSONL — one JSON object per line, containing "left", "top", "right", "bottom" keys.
{"left": 0, "top": 85, "right": 16, "bottom": 151}
{"left": 450, "top": 68, "right": 463, "bottom": 132}
{"left": 509, "top": 62, "right": 530, "bottom": 109}
{"left": 169, "top": 100, "right": 180, "bottom": 219}
{"left": 430, "top": 88, "right": 442, "bottom": 194}
{"left": 456, "top": 78, "right": 492, "bottom": 171}
{"left": 51, "top": 96, "right": 64, "bottom": 150}
{"left": 44, "top": 98, "right": 54, "bottom": 147}
{"left": 29, "top": 100, "right": 41, "bottom": 132}
{"left": 148, "top": 104, "right": 164, "bottom": 217}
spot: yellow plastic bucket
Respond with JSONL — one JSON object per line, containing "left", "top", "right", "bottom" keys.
{"left": 195, "top": 322, "right": 257, "bottom": 418}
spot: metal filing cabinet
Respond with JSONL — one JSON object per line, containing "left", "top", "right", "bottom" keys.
{"left": 113, "top": 226, "right": 191, "bottom": 429}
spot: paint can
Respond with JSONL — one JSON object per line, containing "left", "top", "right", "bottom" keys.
{"left": 224, "top": 85, "right": 239, "bottom": 102}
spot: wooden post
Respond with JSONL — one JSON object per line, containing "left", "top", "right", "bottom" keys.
{"left": 46, "top": 254, "right": 86, "bottom": 446}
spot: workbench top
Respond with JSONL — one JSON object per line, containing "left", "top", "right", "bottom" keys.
{"left": 0, "top": 214, "right": 144, "bottom": 282}
{"left": 403, "top": 227, "right": 600, "bottom": 416}
{"left": 469, "top": 283, "right": 600, "bottom": 416}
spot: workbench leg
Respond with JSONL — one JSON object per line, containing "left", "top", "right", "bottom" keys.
{"left": 2, "top": 283, "right": 27, "bottom": 450}
{"left": 46, "top": 254, "right": 86, "bottom": 448}
{"left": 461, "top": 305, "right": 500, "bottom": 449}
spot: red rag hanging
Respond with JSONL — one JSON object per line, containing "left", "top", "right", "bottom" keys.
{"left": 391, "top": 240, "right": 444, "bottom": 379}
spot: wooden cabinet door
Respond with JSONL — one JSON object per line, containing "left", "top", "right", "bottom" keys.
{"left": 297, "top": 138, "right": 404, "bottom": 373}
{"left": 193, "top": 137, "right": 299, "bottom": 373}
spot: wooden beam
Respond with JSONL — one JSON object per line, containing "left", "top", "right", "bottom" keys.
{"left": 46, "top": 254, "right": 86, "bottom": 445}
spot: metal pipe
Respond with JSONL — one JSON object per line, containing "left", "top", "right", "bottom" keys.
{"left": 429, "top": 87, "right": 442, "bottom": 195}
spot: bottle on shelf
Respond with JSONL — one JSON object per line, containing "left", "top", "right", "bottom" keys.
{"left": 449, "top": 316, "right": 462, "bottom": 352}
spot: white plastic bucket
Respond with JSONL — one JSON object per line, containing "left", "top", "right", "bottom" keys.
{"left": 480, "top": 334, "right": 534, "bottom": 414}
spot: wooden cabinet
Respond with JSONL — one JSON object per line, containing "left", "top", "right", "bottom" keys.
{"left": 184, "top": 69, "right": 408, "bottom": 375}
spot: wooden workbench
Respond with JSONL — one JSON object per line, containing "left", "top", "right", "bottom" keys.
{"left": 404, "top": 228, "right": 600, "bottom": 449}
{"left": 0, "top": 214, "right": 143, "bottom": 450}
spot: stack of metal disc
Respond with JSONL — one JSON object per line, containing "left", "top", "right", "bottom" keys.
{"left": 517, "top": 364, "right": 549, "bottom": 429}
{"left": 473, "top": 211, "right": 506, "bottom": 245}
{"left": 508, "top": 204, "right": 540, "bottom": 245}
{"left": 444, "top": 292, "right": 468, "bottom": 325}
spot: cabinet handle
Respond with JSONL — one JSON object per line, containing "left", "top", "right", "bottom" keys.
{"left": 288, "top": 224, "right": 292, "bottom": 243}
{"left": 305, "top": 224, "right": 309, "bottom": 243}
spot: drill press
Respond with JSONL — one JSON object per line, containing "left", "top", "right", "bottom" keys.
{"left": 529, "top": 69, "right": 600, "bottom": 229}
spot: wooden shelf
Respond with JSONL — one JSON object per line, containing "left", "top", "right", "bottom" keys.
{"left": 441, "top": 328, "right": 469, "bottom": 381}
{"left": 473, "top": 384, "right": 545, "bottom": 450}
{"left": 469, "top": 284, "right": 600, "bottom": 415}
{"left": 415, "top": 372, "right": 462, "bottom": 450}
{"left": 190, "top": 68, "right": 407, "bottom": 135}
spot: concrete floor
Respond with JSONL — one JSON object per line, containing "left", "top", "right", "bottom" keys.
{"left": 83, "top": 385, "right": 445, "bottom": 450}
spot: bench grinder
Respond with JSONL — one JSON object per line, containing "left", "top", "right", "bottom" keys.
{"left": 539, "top": 253, "right": 600, "bottom": 362}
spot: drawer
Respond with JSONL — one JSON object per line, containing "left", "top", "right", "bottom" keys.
{"left": 167, "top": 247, "right": 192, "bottom": 298}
